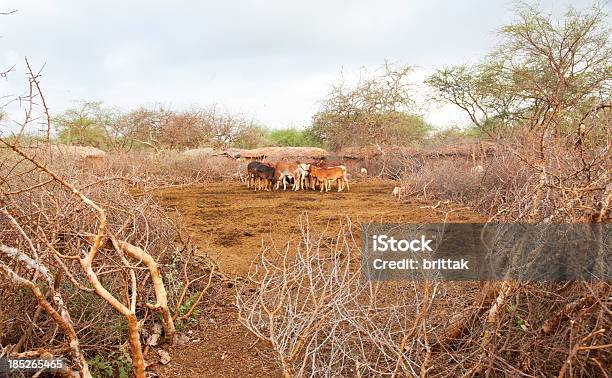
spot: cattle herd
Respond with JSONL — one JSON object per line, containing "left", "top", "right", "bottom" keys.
{"left": 247, "top": 160, "right": 350, "bottom": 192}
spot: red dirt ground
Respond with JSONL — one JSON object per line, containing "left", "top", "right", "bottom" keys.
{"left": 149, "top": 179, "right": 485, "bottom": 377}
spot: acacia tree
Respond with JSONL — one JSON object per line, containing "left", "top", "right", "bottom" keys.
{"left": 54, "top": 101, "right": 117, "bottom": 148}
{"left": 420, "top": 7, "right": 611, "bottom": 375}
{"left": 427, "top": 3, "right": 611, "bottom": 138}
{"left": 425, "top": 61, "right": 525, "bottom": 136}
{"left": 428, "top": 3, "right": 611, "bottom": 223}
{"left": 310, "top": 63, "right": 430, "bottom": 150}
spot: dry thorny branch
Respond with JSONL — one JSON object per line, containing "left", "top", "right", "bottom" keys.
{"left": 0, "top": 60, "right": 218, "bottom": 377}
{"left": 237, "top": 215, "right": 610, "bottom": 377}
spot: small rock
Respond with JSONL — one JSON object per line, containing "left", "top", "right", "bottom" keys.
{"left": 157, "top": 349, "right": 171, "bottom": 365}
{"left": 177, "top": 334, "right": 190, "bottom": 346}
{"left": 146, "top": 323, "right": 163, "bottom": 346}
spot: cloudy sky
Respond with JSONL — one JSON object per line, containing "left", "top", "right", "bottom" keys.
{"left": 0, "top": 0, "right": 605, "bottom": 130}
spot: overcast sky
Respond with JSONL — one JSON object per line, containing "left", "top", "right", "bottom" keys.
{"left": 0, "top": 0, "right": 606, "bottom": 130}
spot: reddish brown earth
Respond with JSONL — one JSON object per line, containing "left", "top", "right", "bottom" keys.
{"left": 149, "top": 179, "right": 485, "bottom": 377}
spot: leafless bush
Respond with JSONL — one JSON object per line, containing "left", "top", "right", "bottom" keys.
{"left": 389, "top": 111, "right": 611, "bottom": 378}
{"left": 161, "top": 154, "right": 246, "bottom": 183}
{"left": 389, "top": 11, "right": 612, "bottom": 374}
{"left": 401, "top": 158, "right": 484, "bottom": 203}
{"left": 101, "top": 151, "right": 246, "bottom": 192}
{"left": 0, "top": 62, "right": 220, "bottom": 377}
{"left": 237, "top": 216, "right": 611, "bottom": 377}
{"left": 236, "top": 215, "right": 435, "bottom": 377}
{"left": 399, "top": 128, "right": 609, "bottom": 223}
{"left": 379, "top": 151, "right": 424, "bottom": 180}
{"left": 0, "top": 149, "right": 220, "bottom": 376}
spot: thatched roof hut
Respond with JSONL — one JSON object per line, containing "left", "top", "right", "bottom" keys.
{"left": 182, "top": 147, "right": 215, "bottom": 158}
{"left": 339, "top": 143, "right": 497, "bottom": 159}
{"left": 249, "top": 147, "right": 328, "bottom": 159}
{"left": 47, "top": 144, "right": 106, "bottom": 158}
{"left": 17, "top": 143, "right": 106, "bottom": 159}
{"left": 225, "top": 147, "right": 330, "bottom": 161}
{"left": 16, "top": 144, "right": 108, "bottom": 170}
{"left": 216, "top": 148, "right": 244, "bottom": 159}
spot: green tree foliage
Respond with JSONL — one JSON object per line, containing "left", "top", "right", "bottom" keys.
{"left": 231, "top": 126, "right": 322, "bottom": 148}
{"left": 310, "top": 63, "right": 430, "bottom": 150}
{"left": 427, "top": 3, "right": 611, "bottom": 137}
{"left": 54, "top": 101, "right": 116, "bottom": 148}
{"left": 426, "top": 62, "right": 521, "bottom": 135}
{"left": 267, "top": 128, "right": 319, "bottom": 147}
{"left": 232, "top": 124, "right": 269, "bottom": 149}
{"left": 427, "top": 126, "right": 483, "bottom": 145}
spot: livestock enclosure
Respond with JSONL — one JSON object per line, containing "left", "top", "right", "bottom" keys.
{"left": 1, "top": 1, "right": 610, "bottom": 377}
{"left": 2, "top": 140, "right": 609, "bottom": 377}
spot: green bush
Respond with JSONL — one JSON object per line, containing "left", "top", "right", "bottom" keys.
{"left": 426, "top": 125, "right": 483, "bottom": 145}
{"left": 267, "top": 128, "right": 320, "bottom": 147}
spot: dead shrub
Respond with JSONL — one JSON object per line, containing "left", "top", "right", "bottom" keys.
{"left": 403, "top": 158, "right": 484, "bottom": 203}
{"left": 0, "top": 146, "right": 225, "bottom": 376}
{"left": 237, "top": 216, "right": 611, "bottom": 377}
{"left": 0, "top": 63, "right": 221, "bottom": 377}
{"left": 101, "top": 151, "right": 246, "bottom": 191}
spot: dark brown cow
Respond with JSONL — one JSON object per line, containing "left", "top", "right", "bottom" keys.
{"left": 247, "top": 161, "right": 277, "bottom": 191}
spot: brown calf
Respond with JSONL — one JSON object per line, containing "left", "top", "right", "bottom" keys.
{"left": 309, "top": 166, "right": 349, "bottom": 192}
